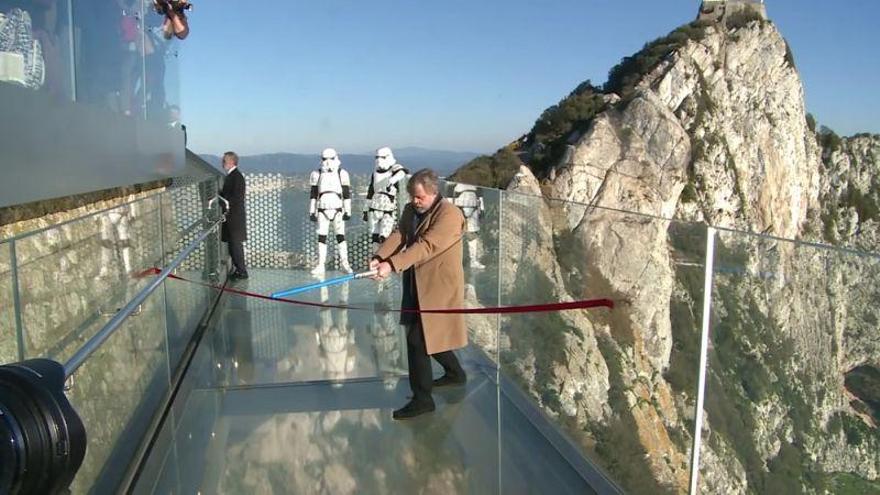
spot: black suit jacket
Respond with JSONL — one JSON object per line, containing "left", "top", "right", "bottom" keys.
{"left": 220, "top": 168, "right": 247, "bottom": 242}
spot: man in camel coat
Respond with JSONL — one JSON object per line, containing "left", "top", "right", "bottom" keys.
{"left": 370, "top": 168, "right": 468, "bottom": 420}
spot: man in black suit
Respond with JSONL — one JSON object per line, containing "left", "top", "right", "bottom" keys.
{"left": 220, "top": 151, "right": 248, "bottom": 279}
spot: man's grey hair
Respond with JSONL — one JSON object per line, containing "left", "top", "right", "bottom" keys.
{"left": 407, "top": 168, "right": 439, "bottom": 194}
{"left": 223, "top": 151, "right": 239, "bottom": 166}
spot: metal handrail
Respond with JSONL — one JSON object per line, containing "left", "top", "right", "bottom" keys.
{"left": 0, "top": 191, "right": 164, "bottom": 244}
{"left": 171, "top": 211, "right": 218, "bottom": 248}
{"left": 207, "top": 196, "right": 229, "bottom": 212}
{"left": 0, "top": 177, "right": 221, "bottom": 245}
{"left": 63, "top": 217, "right": 223, "bottom": 378}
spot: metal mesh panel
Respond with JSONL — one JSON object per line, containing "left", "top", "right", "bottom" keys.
{"left": 244, "top": 173, "right": 405, "bottom": 271}
{"left": 246, "top": 173, "right": 289, "bottom": 268}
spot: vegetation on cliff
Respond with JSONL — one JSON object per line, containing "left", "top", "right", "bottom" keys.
{"left": 447, "top": 146, "right": 523, "bottom": 189}
{"left": 452, "top": 20, "right": 714, "bottom": 187}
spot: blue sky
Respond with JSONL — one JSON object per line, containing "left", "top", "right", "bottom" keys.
{"left": 180, "top": 0, "right": 879, "bottom": 155}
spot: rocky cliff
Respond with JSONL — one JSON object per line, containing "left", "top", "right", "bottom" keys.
{"left": 463, "top": 8, "right": 880, "bottom": 494}
{"left": 817, "top": 133, "right": 880, "bottom": 250}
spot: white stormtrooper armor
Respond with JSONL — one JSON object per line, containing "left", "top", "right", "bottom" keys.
{"left": 98, "top": 202, "right": 137, "bottom": 278}
{"left": 316, "top": 286, "right": 355, "bottom": 386}
{"left": 450, "top": 183, "right": 485, "bottom": 269}
{"left": 309, "top": 148, "right": 353, "bottom": 275}
{"left": 368, "top": 305, "right": 406, "bottom": 390}
{"left": 364, "top": 147, "right": 408, "bottom": 245}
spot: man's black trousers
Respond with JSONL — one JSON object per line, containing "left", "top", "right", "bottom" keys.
{"left": 227, "top": 240, "right": 247, "bottom": 275}
{"left": 406, "top": 321, "right": 464, "bottom": 405}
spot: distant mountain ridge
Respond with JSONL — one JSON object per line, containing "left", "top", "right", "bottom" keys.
{"left": 199, "top": 147, "right": 479, "bottom": 176}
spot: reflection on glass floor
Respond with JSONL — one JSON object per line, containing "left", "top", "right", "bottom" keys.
{"left": 134, "top": 269, "right": 597, "bottom": 494}
{"left": 207, "top": 269, "right": 410, "bottom": 387}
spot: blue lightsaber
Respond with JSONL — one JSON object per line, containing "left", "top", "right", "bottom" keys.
{"left": 270, "top": 270, "right": 378, "bottom": 298}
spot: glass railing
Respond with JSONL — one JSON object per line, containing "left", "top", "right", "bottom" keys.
{"left": 1, "top": 0, "right": 180, "bottom": 120}
{"left": 700, "top": 229, "right": 880, "bottom": 494}
{"left": 497, "top": 188, "right": 707, "bottom": 493}
{"left": 0, "top": 175, "right": 224, "bottom": 494}
{"left": 492, "top": 186, "right": 880, "bottom": 494}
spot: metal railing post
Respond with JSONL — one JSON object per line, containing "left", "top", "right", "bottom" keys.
{"left": 10, "top": 240, "right": 26, "bottom": 361}
{"left": 689, "top": 226, "right": 717, "bottom": 495}
{"left": 496, "top": 189, "right": 504, "bottom": 494}
{"left": 66, "top": 0, "right": 77, "bottom": 101}
{"left": 158, "top": 196, "right": 174, "bottom": 387}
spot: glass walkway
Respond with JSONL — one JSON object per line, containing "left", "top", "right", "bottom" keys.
{"left": 135, "top": 270, "right": 600, "bottom": 495}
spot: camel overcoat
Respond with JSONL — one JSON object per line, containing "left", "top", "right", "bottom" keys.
{"left": 375, "top": 198, "right": 467, "bottom": 355}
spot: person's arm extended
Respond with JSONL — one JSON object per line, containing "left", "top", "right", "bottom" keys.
{"left": 162, "top": 2, "right": 189, "bottom": 40}
{"left": 387, "top": 204, "right": 461, "bottom": 273}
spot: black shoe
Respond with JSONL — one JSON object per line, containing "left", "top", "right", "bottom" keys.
{"left": 433, "top": 374, "right": 466, "bottom": 388}
{"left": 392, "top": 400, "right": 435, "bottom": 420}
{"left": 229, "top": 271, "right": 248, "bottom": 280}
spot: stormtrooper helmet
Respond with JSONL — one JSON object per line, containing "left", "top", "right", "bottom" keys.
{"left": 374, "top": 146, "right": 396, "bottom": 172}
{"left": 321, "top": 148, "right": 341, "bottom": 172}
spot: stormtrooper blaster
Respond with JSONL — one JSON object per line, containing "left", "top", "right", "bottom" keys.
{"left": 271, "top": 270, "right": 378, "bottom": 299}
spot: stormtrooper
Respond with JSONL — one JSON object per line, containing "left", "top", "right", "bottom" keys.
{"left": 450, "top": 182, "right": 485, "bottom": 269}
{"left": 316, "top": 285, "right": 356, "bottom": 387}
{"left": 363, "top": 147, "right": 408, "bottom": 246}
{"left": 367, "top": 303, "right": 407, "bottom": 390}
{"left": 309, "top": 148, "right": 353, "bottom": 275}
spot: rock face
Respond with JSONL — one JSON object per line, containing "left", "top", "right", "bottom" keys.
{"left": 817, "top": 134, "right": 880, "bottom": 250}
{"left": 503, "top": 168, "right": 612, "bottom": 423}
{"left": 489, "top": 12, "right": 880, "bottom": 495}
{"left": 0, "top": 188, "right": 166, "bottom": 364}
{"left": 552, "top": 18, "right": 822, "bottom": 239}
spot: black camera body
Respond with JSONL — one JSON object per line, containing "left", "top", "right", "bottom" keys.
{"left": 0, "top": 359, "right": 86, "bottom": 495}
{"left": 153, "top": 0, "right": 192, "bottom": 14}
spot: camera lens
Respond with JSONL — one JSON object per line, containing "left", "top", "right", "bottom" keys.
{"left": 0, "top": 360, "right": 86, "bottom": 495}
{"left": 0, "top": 403, "right": 24, "bottom": 494}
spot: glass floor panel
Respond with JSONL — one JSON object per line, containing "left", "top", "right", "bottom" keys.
{"left": 132, "top": 269, "right": 598, "bottom": 494}
{"left": 204, "top": 269, "right": 410, "bottom": 387}
{"left": 140, "top": 375, "right": 593, "bottom": 495}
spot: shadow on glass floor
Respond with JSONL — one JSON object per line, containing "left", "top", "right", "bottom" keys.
{"left": 132, "top": 269, "right": 597, "bottom": 494}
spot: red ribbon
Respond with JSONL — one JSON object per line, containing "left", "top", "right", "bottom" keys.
{"left": 137, "top": 268, "right": 614, "bottom": 314}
